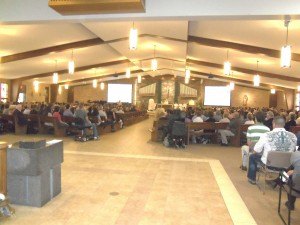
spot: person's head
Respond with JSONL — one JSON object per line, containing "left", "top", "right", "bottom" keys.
{"left": 53, "top": 106, "right": 60, "bottom": 113}
{"left": 99, "top": 105, "right": 104, "bottom": 110}
{"left": 247, "top": 112, "right": 254, "bottom": 121}
{"left": 207, "top": 110, "right": 214, "bottom": 118}
{"left": 290, "top": 113, "right": 296, "bottom": 121}
{"left": 79, "top": 103, "right": 84, "bottom": 109}
{"left": 223, "top": 111, "right": 229, "bottom": 119}
{"left": 272, "top": 116, "right": 286, "bottom": 129}
{"left": 65, "top": 104, "right": 70, "bottom": 109}
{"left": 232, "top": 112, "right": 239, "bottom": 119}
{"left": 266, "top": 111, "right": 274, "bottom": 119}
{"left": 16, "top": 104, "right": 22, "bottom": 111}
{"left": 4, "top": 103, "right": 9, "bottom": 109}
{"left": 254, "top": 111, "right": 265, "bottom": 123}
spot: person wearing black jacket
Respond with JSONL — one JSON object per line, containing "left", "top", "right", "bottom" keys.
{"left": 12, "top": 104, "right": 28, "bottom": 126}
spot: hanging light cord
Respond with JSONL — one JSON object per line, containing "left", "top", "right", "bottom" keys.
{"left": 286, "top": 23, "right": 289, "bottom": 45}
{"left": 227, "top": 50, "right": 229, "bottom": 61}
{"left": 55, "top": 60, "right": 57, "bottom": 71}
{"left": 153, "top": 45, "right": 156, "bottom": 58}
{"left": 256, "top": 60, "right": 259, "bottom": 72}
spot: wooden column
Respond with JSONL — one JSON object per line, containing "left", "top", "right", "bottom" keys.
{"left": 0, "top": 142, "right": 7, "bottom": 195}
{"left": 50, "top": 84, "right": 58, "bottom": 103}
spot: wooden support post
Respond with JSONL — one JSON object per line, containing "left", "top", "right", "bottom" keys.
{"left": 0, "top": 142, "right": 7, "bottom": 195}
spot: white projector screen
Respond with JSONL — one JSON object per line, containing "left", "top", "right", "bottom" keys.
{"left": 107, "top": 84, "right": 132, "bottom": 103}
{"left": 204, "top": 86, "right": 231, "bottom": 106}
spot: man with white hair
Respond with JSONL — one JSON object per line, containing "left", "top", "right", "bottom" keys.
{"left": 263, "top": 110, "right": 274, "bottom": 130}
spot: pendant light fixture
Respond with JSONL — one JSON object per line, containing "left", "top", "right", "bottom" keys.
{"left": 53, "top": 60, "right": 59, "bottom": 84}
{"left": 137, "top": 75, "right": 142, "bottom": 83}
{"left": 185, "top": 76, "right": 189, "bottom": 84}
{"left": 68, "top": 49, "right": 75, "bottom": 74}
{"left": 92, "top": 79, "right": 97, "bottom": 88}
{"left": 100, "top": 82, "right": 105, "bottom": 90}
{"left": 281, "top": 19, "right": 291, "bottom": 68}
{"left": 64, "top": 84, "right": 69, "bottom": 90}
{"left": 151, "top": 45, "right": 158, "bottom": 71}
{"left": 271, "top": 89, "right": 276, "bottom": 94}
{"left": 126, "top": 67, "right": 131, "bottom": 78}
{"left": 129, "top": 22, "right": 138, "bottom": 50}
{"left": 229, "top": 82, "right": 235, "bottom": 91}
{"left": 224, "top": 50, "right": 231, "bottom": 75}
{"left": 33, "top": 80, "right": 39, "bottom": 93}
{"left": 185, "top": 64, "right": 191, "bottom": 80}
{"left": 58, "top": 86, "right": 62, "bottom": 95}
{"left": 253, "top": 60, "right": 260, "bottom": 87}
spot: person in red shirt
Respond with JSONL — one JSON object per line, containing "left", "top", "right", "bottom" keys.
{"left": 53, "top": 106, "right": 69, "bottom": 127}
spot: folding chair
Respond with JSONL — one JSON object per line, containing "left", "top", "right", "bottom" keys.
{"left": 278, "top": 172, "right": 300, "bottom": 225}
{"left": 257, "top": 151, "right": 292, "bottom": 194}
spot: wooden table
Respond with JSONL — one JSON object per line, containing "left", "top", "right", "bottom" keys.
{"left": 0, "top": 142, "right": 7, "bottom": 195}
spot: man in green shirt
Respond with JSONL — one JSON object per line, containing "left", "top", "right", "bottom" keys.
{"left": 240, "top": 111, "right": 270, "bottom": 170}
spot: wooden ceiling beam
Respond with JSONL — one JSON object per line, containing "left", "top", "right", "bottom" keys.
{"left": 187, "top": 58, "right": 300, "bottom": 82}
{"left": 59, "top": 69, "right": 144, "bottom": 85}
{"left": 188, "top": 35, "right": 300, "bottom": 62}
{"left": 0, "top": 34, "right": 186, "bottom": 65}
{"left": 189, "top": 70, "right": 289, "bottom": 91}
{"left": 18, "top": 59, "right": 129, "bottom": 82}
{"left": 0, "top": 38, "right": 104, "bottom": 64}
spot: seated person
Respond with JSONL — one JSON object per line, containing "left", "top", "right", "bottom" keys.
{"left": 30, "top": 105, "right": 38, "bottom": 114}
{"left": 63, "top": 104, "right": 74, "bottom": 117}
{"left": 13, "top": 104, "right": 28, "bottom": 126}
{"left": 285, "top": 151, "right": 300, "bottom": 210}
{"left": 91, "top": 105, "right": 115, "bottom": 132}
{"left": 285, "top": 112, "right": 296, "bottom": 131}
{"left": 247, "top": 116, "right": 297, "bottom": 184}
{"left": 191, "top": 111, "right": 204, "bottom": 144}
{"left": 240, "top": 111, "right": 270, "bottom": 170}
{"left": 219, "top": 111, "right": 230, "bottom": 123}
{"left": 23, "top": 105, "right": 31, "bottom": 115}
{"left": 219, "top": 112, "right": 241, "bottom": 146}
{"left": 244, "top": 112, "right": 255, "bottom": 125}
{"left": 2, "top": 103, "right": 9, "bottom": 115}
{"left": 263, "top": 111, "right": 274, "bottom": 130}
{"left": 52, "top": 106, "right": 69, "bottom": 127}
{"left": 74, "top": 103, "right": 99, "bottom": 139}
{"left": 213, "top": 109, "right": 223, "bottom": 122}
{"left": 154, "top": 108, "right": 166, "bottom": 121}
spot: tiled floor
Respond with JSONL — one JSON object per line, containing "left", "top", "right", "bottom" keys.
{"left": 0, "top": 118, "right": 298, "bottom": 225}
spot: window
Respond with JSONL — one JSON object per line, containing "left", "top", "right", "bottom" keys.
{"left": 0, "top": 83, "right": 8, "bottom": 103}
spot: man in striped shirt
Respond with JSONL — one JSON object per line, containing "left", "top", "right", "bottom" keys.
{"left": 240, "top": 111, "right": 270, "bottom": 170}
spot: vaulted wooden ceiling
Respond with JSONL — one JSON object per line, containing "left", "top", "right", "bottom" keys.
{"left": 1, "top": 20, "right": 300, "bottom": 90}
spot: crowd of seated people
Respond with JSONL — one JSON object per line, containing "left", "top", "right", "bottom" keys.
{"left": 0, "top": 101, "right": 141, "bottom": 137}
{"left": 155, "top": 106, "right": 299, "bottom": 143}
